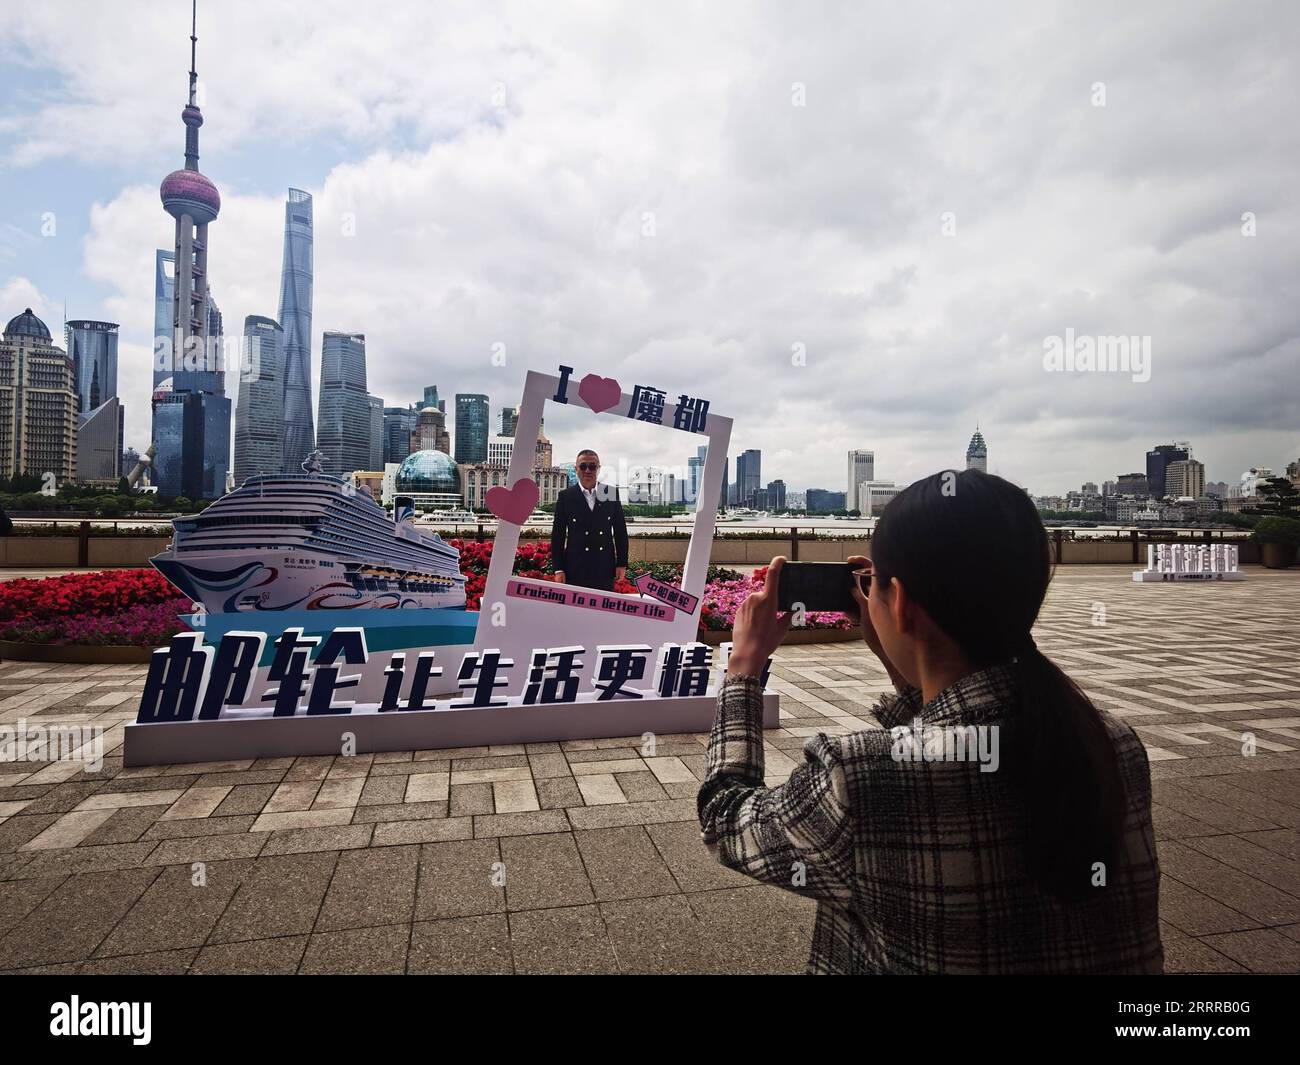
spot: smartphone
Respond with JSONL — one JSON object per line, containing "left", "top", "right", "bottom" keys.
{"left": 776, "top": 561, "right": 867, "bottom": 614}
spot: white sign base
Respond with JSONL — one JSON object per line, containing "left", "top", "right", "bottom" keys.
{"left": 121, "top": 691, "right": 780, "bottom": 766}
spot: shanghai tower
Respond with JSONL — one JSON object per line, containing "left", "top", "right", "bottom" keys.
{"left": 278, "top": 188, "right": 315, "bottom": 470}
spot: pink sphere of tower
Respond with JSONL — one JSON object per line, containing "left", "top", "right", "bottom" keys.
{"left": 160, "top": 168, "right": 221, "bottom": 225}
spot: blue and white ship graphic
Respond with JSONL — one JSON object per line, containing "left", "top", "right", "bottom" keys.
{"left": 151, "top": 451, "right": 467, "bottom": 614}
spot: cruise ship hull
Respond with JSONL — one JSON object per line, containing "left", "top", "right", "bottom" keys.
{"left": 153, "top": 548, "right": 466, "bottom": 614}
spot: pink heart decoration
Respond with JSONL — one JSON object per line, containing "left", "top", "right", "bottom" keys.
{"left": 577, "top": 373, "right": 623, "bottom": 414}
{"left": 486, "top": 477, "right": 540, "bottom": 525}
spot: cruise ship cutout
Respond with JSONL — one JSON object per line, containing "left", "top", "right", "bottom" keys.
{"left": 152, "top": 452, "right": 467, "bottom": 614}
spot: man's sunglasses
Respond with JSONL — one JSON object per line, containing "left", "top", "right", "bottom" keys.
{"left": 578, "top": 463, "right": 598, "bottom": 472}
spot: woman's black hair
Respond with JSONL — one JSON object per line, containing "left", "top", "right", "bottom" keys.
{"left": 871, "top": 468, "right": 1125, "bottom": 901}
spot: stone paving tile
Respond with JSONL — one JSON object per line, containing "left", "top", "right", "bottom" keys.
{"left": 80, "top": 947, "right": 199, "bottom": 975}
{"left": 190, "top": 935, "right": 308, "bottom": 975}
{"left": 207, "top": 852, "right": 338, "bottom": 944}
{"left": 450, "top": 782, "right": 494, "bottom": 816}
{"left": 0, "top": 567, "right": 1295, "bottom": 971}
{"left": 95, "top": 859, "right": 254, "bottom": 957}
{"left": 80, "top": 804, "right": 169, "bottom": 846}
{"left": 574, "top": 826, "right": 679, "bottom": 901}
{"left": 0, "top": 876, "right": 65, "bottom": 938}
{"left": 415, "top": 838, "right": 504, "bottom": 920}
{"left": 300, "top": 924, "right": 409, "bottom": 975}
{"left": 0, "top": 866, "right": 160, "bottom": 968}
{"left": 316, "top": 844, "right": 419, "bottom": 931}
{"left": 509, "top": 904, "right": 619, "bottom": 974}
{"left": 372, "top": 817, "right": 473, "bottom": 847}
{"left": 501, "top": 833, "right": 595, "bottom": 911}
{"left": 408, "top": 914, "right": 512, "bottom": 974}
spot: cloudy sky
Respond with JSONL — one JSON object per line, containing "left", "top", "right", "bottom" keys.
{"left": 1, "top": 0, "right": 1296, "bottom": 496}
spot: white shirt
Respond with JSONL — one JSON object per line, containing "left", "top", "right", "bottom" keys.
{"left": 581, "top": 484, "right": 598, "bottom": 510}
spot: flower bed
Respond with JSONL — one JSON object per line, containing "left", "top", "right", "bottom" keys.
{"left": 0, "top": 569, "right": 193, "bottom": 647}
{"left": 0, "top": 553, "right": 858, "bottom": 661}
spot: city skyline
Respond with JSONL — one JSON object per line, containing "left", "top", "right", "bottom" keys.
{"left": 1, "top": 2, "right": 1297, "bottom": 497}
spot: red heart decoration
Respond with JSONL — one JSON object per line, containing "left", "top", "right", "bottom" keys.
{"left": 577, "top": 373, "right": 623, "bottom": 414}
{"left": 486, "top": 477, "right": 540, "bottom": 525}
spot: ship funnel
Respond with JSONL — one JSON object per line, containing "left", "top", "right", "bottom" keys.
{"left": 394, "top": 495, "right": 416, "bottom": 524}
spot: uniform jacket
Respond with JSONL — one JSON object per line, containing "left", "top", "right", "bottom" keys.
{"left": 550, "top": 482, "right": 629, "bottom": 591}
{"left": 698, "top": 665, "right": 1164, "bottom": 974}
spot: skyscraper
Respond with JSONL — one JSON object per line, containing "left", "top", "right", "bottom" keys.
{"left": 278, "top": 188, "right": 314, "bottom": 471}
{"left": 232, "top": 315, "right": 284, "bottom": 484}
{"left": 412, "top": 405, "right": 451, "bottom": 455}
{"left": 384, "top": 405, "right": 419, "bottom": 465}
{"left": 420, "top": 385, "right": 446, "bottom": 412}
{"left": 316, "top": 332, "right": 371, "bottom": 474}
{"left": 66, "top": 320, "right": 118, "bottom": 413}
{"left": 0, "top": 309, "right": 78, "bottom": 484}
{"left": 846, "top": 450, "right": 874, "bottom": 512}
{"left": 501, "top": 406, "right": 519, "bottom": 437}
{"left": 454, "top": 393, "right": 489, "bottom": 463}
{"left": 154, "top": 1, "right": 230, "bottom": 500}
{"left": 152, "top": 251, "right": 174, "bottom": 390}
{"left": 1165, "top": 459, "right": 1205, "bottom": 499}
{"left": 966, "top": 427, "right": 988, "bottom": 473}
{"left": 367, "top": 393, "right": 385, "bottom": 470}
{"left": 1146, "top": 443, "right": 1189, "bottom": 500}
{"left": 735, "top": 449, "right": 762, "bottom": 507}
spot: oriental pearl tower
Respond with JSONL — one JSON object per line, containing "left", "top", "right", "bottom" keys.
{"left": 153, "top": 0, "right": 230, "bottom": 501}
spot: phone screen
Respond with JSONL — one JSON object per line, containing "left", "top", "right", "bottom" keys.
{"left": 776, "top": 561, "right": 864, "bottom": 614}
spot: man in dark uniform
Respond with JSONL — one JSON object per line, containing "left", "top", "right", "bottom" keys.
{"left": 551, "top": 449, "right": 629, "bottom": 591}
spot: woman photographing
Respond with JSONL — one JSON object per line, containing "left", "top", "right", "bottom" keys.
{"left": 698, "top": 469, "right": 1163, "bottom": 974}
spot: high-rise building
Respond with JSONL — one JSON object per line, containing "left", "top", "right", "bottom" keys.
{"left": 1146, "top": 443, "right": 1190, "bottom": 500}
{"left": 487, "top": 435, "right": 514, "bottom": 467}
{"left": 316, "top": 332, "right": 371, "bottom": 474}
{"left": 1165, "top": 459, "right": 1205, "bottom": 500}
{"left": 454, "top": 393, "right": 489, "bottom": 463}
{"left": 846, "top": 450, "right": 874, "bottom": 512}
{"left": 0, "top": 309, "right": 79, "bottom": 484}
{"left": 767, "top": 479, "right": 787, "bottom": 511}
{"left": 720, "top": 456, "right": 728, "bottom": 510}
{"left": 153, "top": 4, "right": 230, "bottom": 500}
{"left": 232, "top": 315, "right": 284, "bottom": 484}
{"left": 688, "top": 445, "right": 707, "bottom": 506}
{"left": 383, "top": 405, "right": 419, "bottom": 466}
{"left": 735, "top": 449, "right": 761, "bottom": 507}
{"left": 1116, "top": 472, "right": 1149, "bottom": 496}
{"left": 77, "top": 397, "right": 123, "bottom": 485}
{"left": 966, "top": 428, "right": 988, "bottom": 473}
{"left": 367, "top": 393, "right": 385, "bottom": 471}
{"left": 278, "top": 188, "right": 314, "bottom": 471}
{"left": 152, "top": 250, "right": 175, "bottom": 390}
{"left": 419, "top": 385, "right": 446, "bottom": 413}
{"left": 412, "top": 405, "right": 451, "bottom": 455}
{"left": 501, "top": 406, "right": 519, "bottom": 437}
{"left": 65, "top": 320, "right": 118, "bottom": 413}
{"left": 806, "top": 488, "right": 846, "bottom": 513}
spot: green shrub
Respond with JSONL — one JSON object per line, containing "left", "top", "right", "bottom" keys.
{"left": 1252, "top": 516, "right": 1300, "bottom": 546}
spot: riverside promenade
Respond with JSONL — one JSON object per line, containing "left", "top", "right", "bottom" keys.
{"left": 0, "top": 565, "right": 1296, "bottom": 974}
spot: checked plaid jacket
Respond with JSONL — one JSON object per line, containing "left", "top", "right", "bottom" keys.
{"left": 697, "top": 665, "right": 1164, "bottom": 975}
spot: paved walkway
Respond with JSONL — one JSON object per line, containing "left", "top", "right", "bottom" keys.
{"left": 0, "top": 566, "right": 1296, "bottom": 973}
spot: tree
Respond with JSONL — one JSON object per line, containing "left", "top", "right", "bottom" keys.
{"left": 1253, "top": 477, "right": 1300, "bottom": 519}
{"left": 172, "top": 496, "right": 194, "bottom": 512}
{"left": 117, "top": 476, "right": 131, "bottom": 494}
